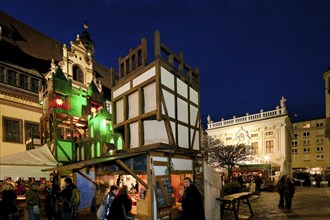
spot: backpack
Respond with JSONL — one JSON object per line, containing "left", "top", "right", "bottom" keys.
{"left": 70, "top": 188, "right": 81, "bottom": 207}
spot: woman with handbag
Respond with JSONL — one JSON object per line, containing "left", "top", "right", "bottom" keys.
{"left": 97, "top": 185, "right": 119, "bottom": 220}
{"left": 25, "top": 182, "right": 40, "bottom": 220}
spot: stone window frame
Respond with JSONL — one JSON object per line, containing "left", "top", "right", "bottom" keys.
{"left": 2, "top": 116, "right": 23, "bottom": 143}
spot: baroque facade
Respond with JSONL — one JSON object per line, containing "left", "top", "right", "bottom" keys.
{"left": 206, "top": 97, "right": 293, "bottom": 176}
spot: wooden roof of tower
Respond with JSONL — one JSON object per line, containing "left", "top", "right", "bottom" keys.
{"left": 112, "top": 30, "right": 201, "bottom": 154}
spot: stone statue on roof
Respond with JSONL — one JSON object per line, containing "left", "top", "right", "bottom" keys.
{"left": 280, "top": 96, "right": 286, "bottom": 108}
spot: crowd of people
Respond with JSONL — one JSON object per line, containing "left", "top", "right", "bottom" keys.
{"left": 0, "top": 177, "right": 81, "bottom": 220}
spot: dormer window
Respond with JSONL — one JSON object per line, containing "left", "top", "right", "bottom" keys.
{"left": 73, "top": 66, "right": 84, "bottom": 83}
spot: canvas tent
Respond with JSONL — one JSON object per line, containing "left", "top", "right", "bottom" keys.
{"left": 204, "top": 162, "right": 221, "bottom": 220}
{"left": 0, "top": 145, "right": 58, "bottom": 180}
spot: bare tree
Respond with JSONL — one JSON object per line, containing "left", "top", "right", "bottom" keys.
{"left": 202, "top": 134, "right": 252, "bottom": 182}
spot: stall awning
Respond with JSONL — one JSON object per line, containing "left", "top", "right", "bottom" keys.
{"left": 42, "top": 151, "right": 146, "bottom": 172}
{"left": 0, "top": 145, "right": 58, "bottom": 180}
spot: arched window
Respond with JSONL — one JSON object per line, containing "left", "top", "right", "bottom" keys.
{"left": 73, "top": 66, "right": 84, "bottom": 83}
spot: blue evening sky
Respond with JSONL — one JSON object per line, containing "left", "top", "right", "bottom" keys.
{"left": 1, "top": 0, "right": 329, "bottom": 125}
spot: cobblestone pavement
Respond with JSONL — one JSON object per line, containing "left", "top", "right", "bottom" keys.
{"left": 222, "top": 186, "right": 330, "bottom": 220}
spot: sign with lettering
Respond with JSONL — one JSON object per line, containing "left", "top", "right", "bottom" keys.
{"left": 155, "top": 175, "right": 173, "bottom": 209}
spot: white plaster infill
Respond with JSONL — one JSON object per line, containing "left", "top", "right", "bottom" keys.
{"left": 207, "top": 107, "right": 287, "bottom": 129}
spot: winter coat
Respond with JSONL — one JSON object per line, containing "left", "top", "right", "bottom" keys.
{"left": 181, "top": 184, "right": 205, "bottom": 220}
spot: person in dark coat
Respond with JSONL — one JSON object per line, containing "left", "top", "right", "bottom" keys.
{"left": 277, "top": 175, "right": 286, "bottom": 209}
{"left": 180, "top": 177, "right": 205, "bottom": 220}
{"left": 315, "top": 174, "right": 322, "bottom": 187}
{"left": 58, "top": 178, "right": 77, "bottom": 220}
{"left": 255, "top": 175, "right": 263, "bottom": 193}
{"left": 107, "top": 185, "right": 132, "bottom": 220}
{"left": 0, "top": 182, "right": 17, "bottom": 220}
{"left": 283, "top": 176, "right": 295, "bottom": 210}
{"left": 45, "top": 183, "right": 62, "bottom": 220}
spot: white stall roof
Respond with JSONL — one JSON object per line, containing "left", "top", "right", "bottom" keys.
{"left": 0, "top": 145, "right": 58, "bottom": 180}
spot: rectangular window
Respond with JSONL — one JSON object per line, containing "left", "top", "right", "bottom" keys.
{"left": 292, "top": 140, "right": 298, "bottom": 147}
{"left": 0, "top": 66, "right": 5, "bottom": 82}
{"left": 251, "top": 142, "right": 259, "bottom": 154}
{"left": 8, "top": 69, "right": 18, "bottom": 86}
{"left": 303, "top": 147, "right": 310, "bottom": 153}
{"left": 303, "top": 132, "right": 310, "bottom": 137}
{"left": 294, "top": 133, "right": 298, "bottom": 138}
{"left": 316, "top": 146, "right": 324, "bottom": 152}
{"left": 266, "top": 140, "right": 274, "bottom": 153}
{"left": 316, "top": 138, "right": 323, "bottom": 143}
{"left": 303, "top": 139, "right": 310, "bottom": 145}
{"left": 25, "top": 121, "right": 40, "bottom": 141}
{"left": 20, "top": 74, "right": 29, "bottom": 90}
{"left": 3, "top": 117, "right": 22, "bottom": 143}
{"left": 292, "top": 148, "right": 298, "bottom": 154}
{"left": 316, "top": 123, "right": 323, "bottom": 127}
{"left": 316, "top": 154, "right": 324, "bottom": 160}
{"left": 251, "top": 133, "right": 258, "bottom": 138}
{"left": 265, "top": 131, "right": 274, "bottom": 136}
{"left": 31, "top": 78, "right": 39, "bottom": 93}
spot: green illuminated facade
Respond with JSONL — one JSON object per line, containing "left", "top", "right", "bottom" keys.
{"left": 39, "top": 28, "right": 122, "bottom": 165}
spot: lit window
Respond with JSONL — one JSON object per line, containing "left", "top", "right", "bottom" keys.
{"left": 251, "top": 142, "right": 259, "bottom": 154}
{"left": 266, "top": 140, "right": 274, "bottom": 153}
{"left": 303, "top": 123, "right": 310, "bottom": 128}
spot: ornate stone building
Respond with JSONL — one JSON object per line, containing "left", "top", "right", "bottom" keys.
{"left": 206, "top": 97, "right": 293, "bottom": 176}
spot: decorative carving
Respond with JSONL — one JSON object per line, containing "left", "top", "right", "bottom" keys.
{"left": 235, "top": 127, "right": 250, "bottom": 145}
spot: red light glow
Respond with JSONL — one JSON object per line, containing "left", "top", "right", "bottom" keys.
{"left": 55, "top": 98, "right": 64, "bottom": 107}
